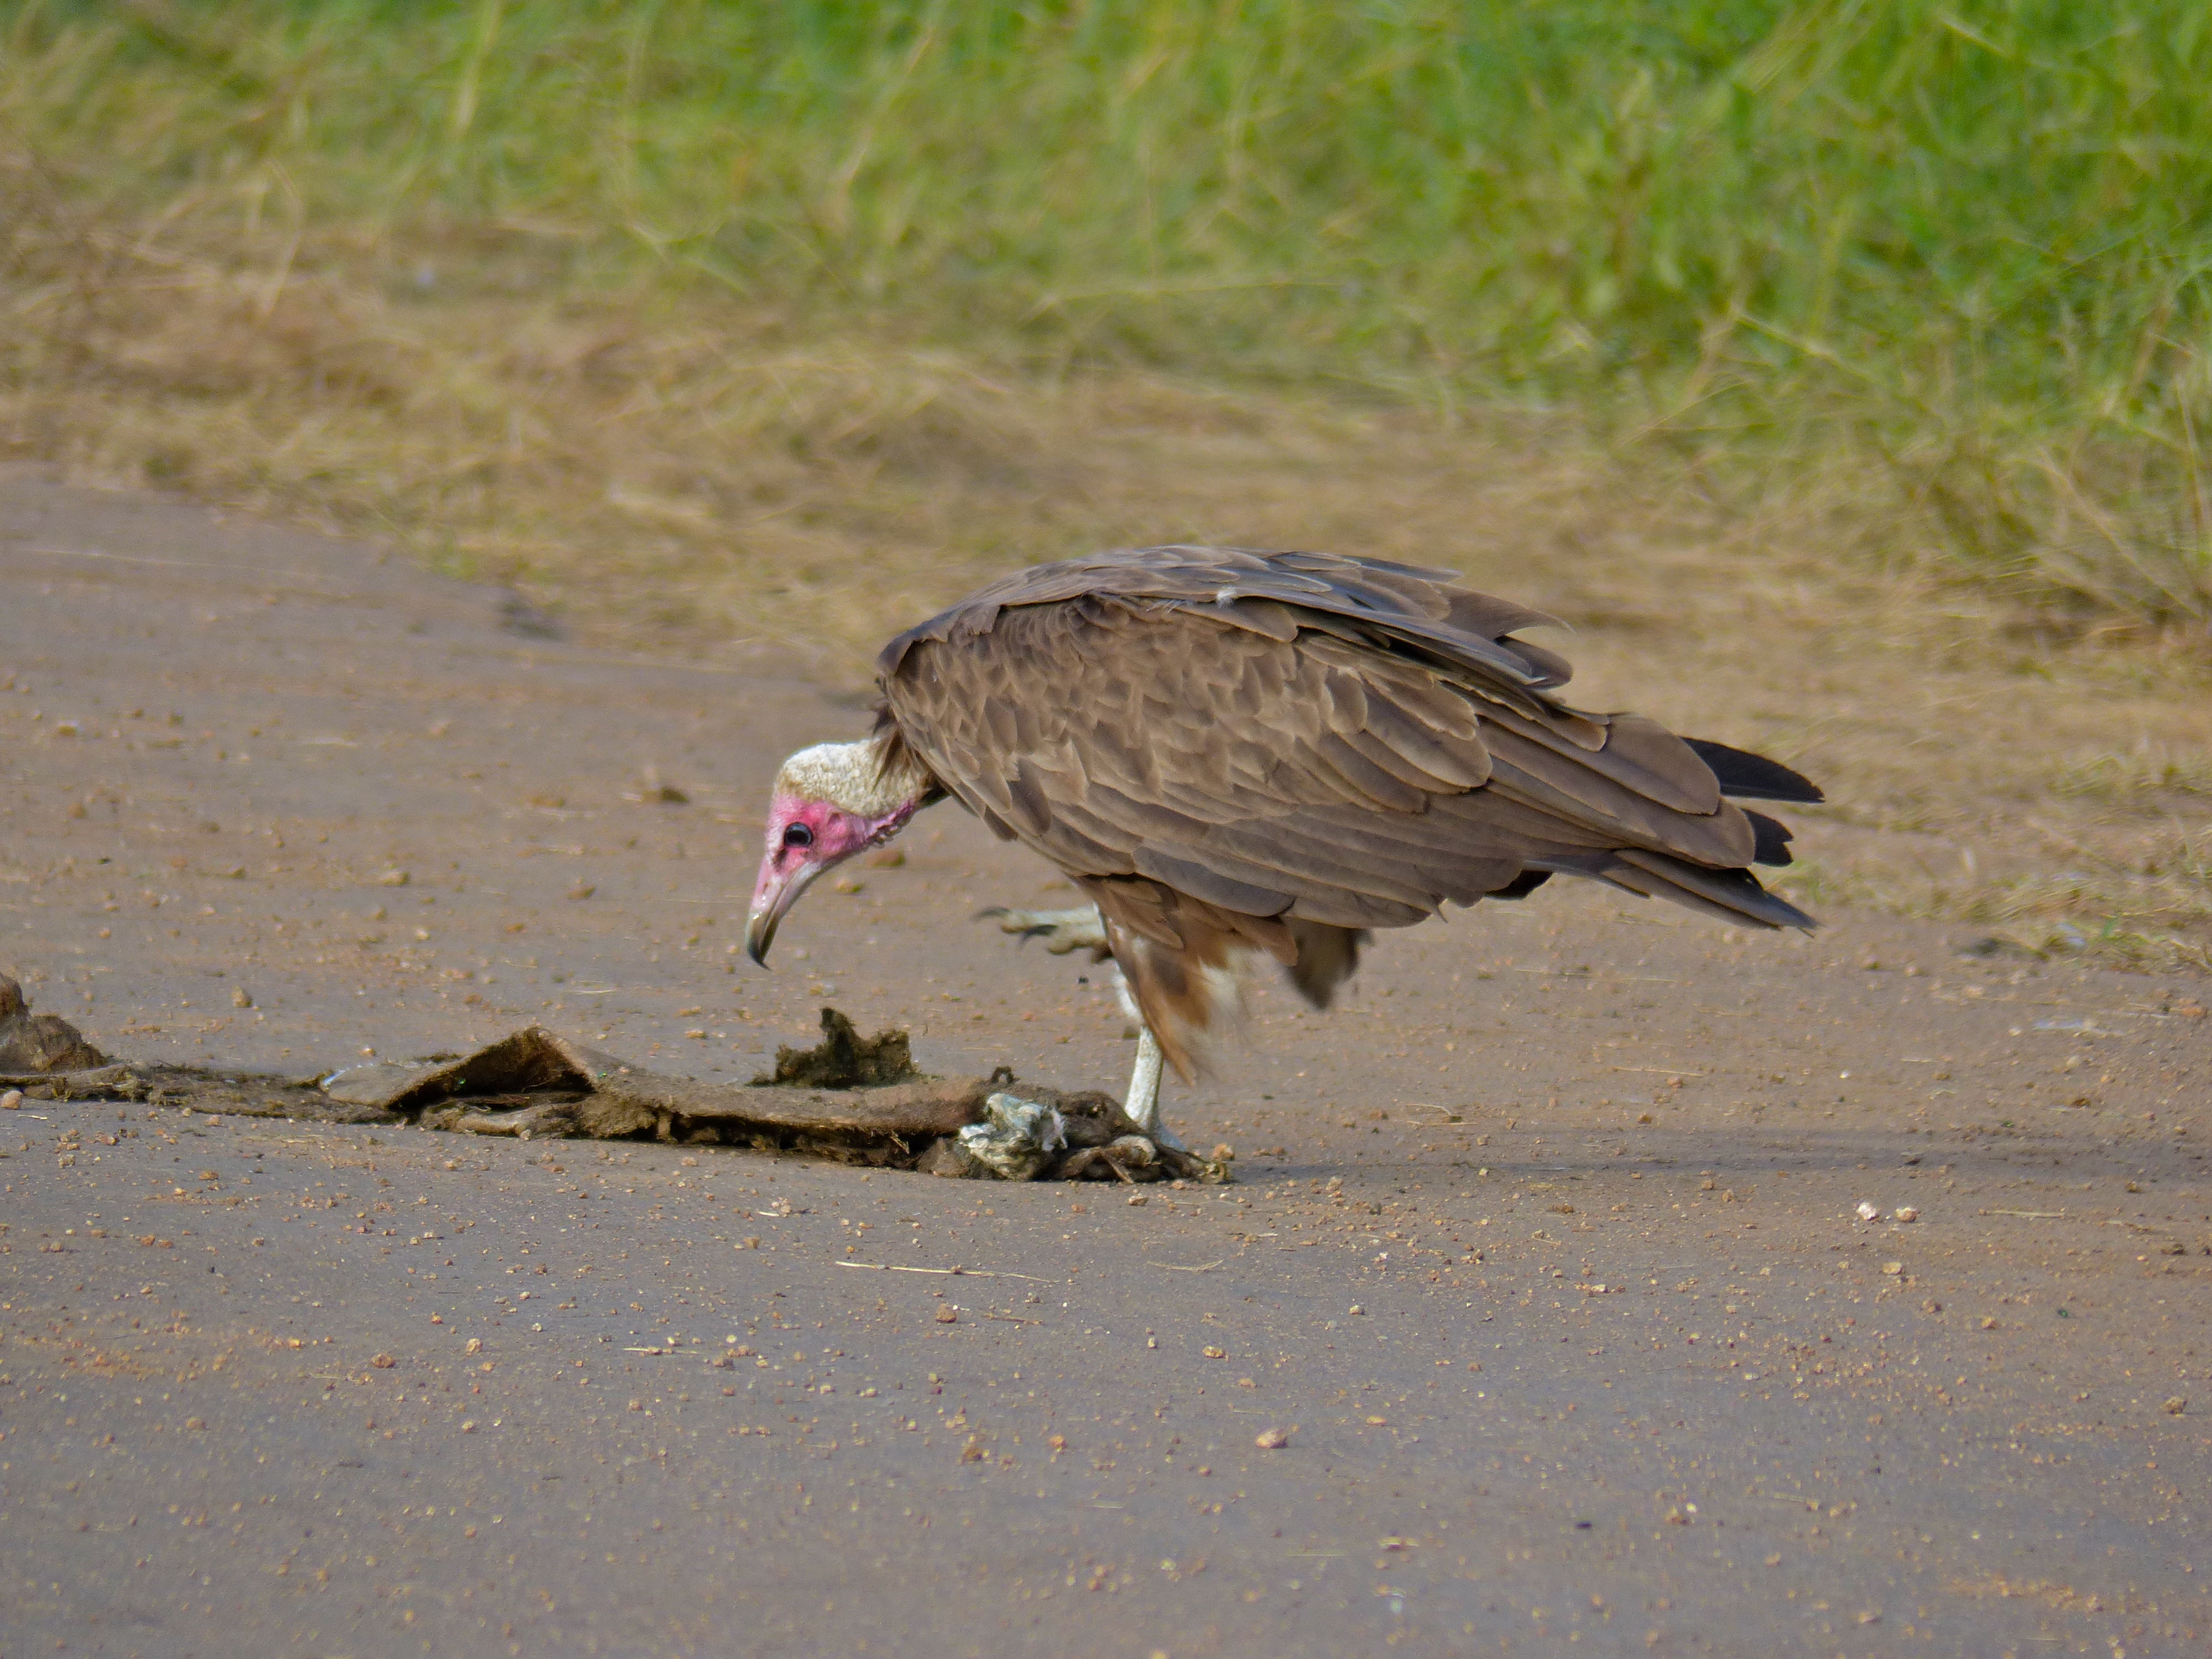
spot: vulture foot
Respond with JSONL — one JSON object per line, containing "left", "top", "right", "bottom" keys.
{"left": 979, "top": 904, "right": 1109, "bottom": 956}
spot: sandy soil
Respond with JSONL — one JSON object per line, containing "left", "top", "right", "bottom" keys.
{"left": 2, "top": 475, "right": 2208, "bottom": 1657}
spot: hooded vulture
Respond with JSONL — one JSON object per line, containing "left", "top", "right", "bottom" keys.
{"left": 747, "top": 545, "right": 1820, "bottom": 1147}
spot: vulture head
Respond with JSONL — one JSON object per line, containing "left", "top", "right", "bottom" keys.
{"left": 746, "top": 740, "right": 926, "bottom": 964}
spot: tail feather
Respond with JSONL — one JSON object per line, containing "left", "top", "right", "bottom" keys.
{"left": 1610, "top": 849, "right": 1814, "bottom": 929}
{"left": 1530, "top": 849, "right": 1813, "bottom": 931}
{"left": 1484, "top": 869, "right": 1553, "bottom": 901}
{"left": 1684, "top": 738, "right": 1824, "bottom": 803}
{"left": 1745, "top": 808, "right": 1795, "bottom": 867}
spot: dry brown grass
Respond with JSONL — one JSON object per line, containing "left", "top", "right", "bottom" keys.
{"left": 4, "top": 183, "right": 2209, "bottom": 972}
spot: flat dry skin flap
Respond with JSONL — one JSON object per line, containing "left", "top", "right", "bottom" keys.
{"left": 3, "top": 997, "right": 1227, "bottom": 1181}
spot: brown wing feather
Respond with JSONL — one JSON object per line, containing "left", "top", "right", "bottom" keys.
{"left": 879, "top": 544, "right": 1561, "bottom": 708}
{"left": 880, "top": 546, "right": 1811, "bottom": 1070}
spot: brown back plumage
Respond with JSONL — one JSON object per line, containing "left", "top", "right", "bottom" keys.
{"left": 878, "top": 546, "right": 1815, "bottom": 1078}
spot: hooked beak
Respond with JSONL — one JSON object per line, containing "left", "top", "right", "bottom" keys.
{"left": 745, "top": 858, "right": 823, "bottom": 967}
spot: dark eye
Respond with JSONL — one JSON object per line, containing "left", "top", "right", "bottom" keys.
{"left": 781, "top": 823, "right": 815, "bottom": 849}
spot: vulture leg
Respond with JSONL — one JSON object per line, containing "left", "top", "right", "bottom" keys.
{"left": 981, "top": 905, "right": 1109, "bottom": 956}
{"left": 1121, "top": 1026, "right": 1185, "bottom": 1151}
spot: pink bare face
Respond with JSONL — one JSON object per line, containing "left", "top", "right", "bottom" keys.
{"left": 744, "top": 794, "right": 911, "bottom": 964}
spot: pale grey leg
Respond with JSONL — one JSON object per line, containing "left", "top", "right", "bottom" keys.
{"left": 1123, "top": 1027, "right": 1184, "bottom": 1150}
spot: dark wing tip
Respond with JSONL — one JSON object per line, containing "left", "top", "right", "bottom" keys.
{"left": 1486, "top": 869, "right": 1554, "bottom": 900}
{"left": 1745, "top": 809, "right": 1795, "bottom": 867}
{"left": 1684, "top": 738, "right": 1825, "bottom": 803}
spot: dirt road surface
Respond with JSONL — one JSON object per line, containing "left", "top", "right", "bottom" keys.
{"left": 3, "top": 474, "right": 2208, "bottom": 1657}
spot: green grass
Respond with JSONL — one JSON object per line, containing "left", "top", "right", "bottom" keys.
{"left": 4, "top": 0, "right": 2211, "bottom": 627}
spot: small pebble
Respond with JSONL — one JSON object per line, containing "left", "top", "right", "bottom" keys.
{"left": 1881, "top": 1261, "right": 1904, "bottom": 1276}
{"left": 1855, "top": 1201, "right": 1880, "bottom": 1222}
{"left": 0, "top": 1090, "right": 20, "bottom": 1111}
{"left": 1892, "top": 1206, "right": 1918, "bottom": 1223}
{"left": 1254, "top": 1427, "right": 1290, "bottom": 1450}
{"left": 934, "top": 1305, "right": 958, "bottom": 1323}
